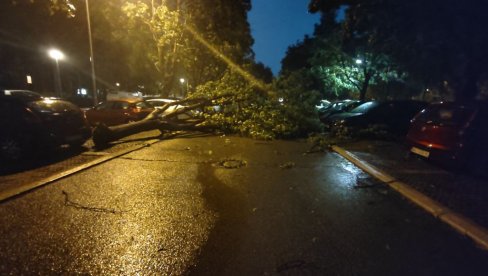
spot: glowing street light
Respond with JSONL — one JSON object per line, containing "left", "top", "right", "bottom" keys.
{"left": 179, "top": 78, "right": 188, "bottom": 97}
{"left": 355, "top": 59, "right": 363, "bottom": 65}
{"left": 48, "top": 49, "right": 64, "bottom": 61}
{"left": 48, "top": 48, "right": 65, "bottom": 97}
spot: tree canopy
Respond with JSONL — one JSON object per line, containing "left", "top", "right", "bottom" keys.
{"left": 308, "top": 0, "right": 488, "bottom": 101}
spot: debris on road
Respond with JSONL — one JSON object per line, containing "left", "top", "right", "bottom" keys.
{"left": 280, "top": 162, "right": 296, "bottom": 169}
{"left": 216, "top": 158, "right": 247, "bottom": 169}
{"left": 62, "top": 190, "right": 127, "bottom": 214}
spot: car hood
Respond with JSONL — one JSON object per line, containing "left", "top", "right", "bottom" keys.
{"left": 29, "top": 99, "right": 81, "bottom": 114}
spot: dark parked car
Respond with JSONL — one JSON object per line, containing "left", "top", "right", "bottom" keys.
{"left": 84, "top": 99, "right": 154, "bottom": 126}
{"left": 406, "top": 101, "right": 488, "bottom": 173}
{"left": 328, "top": 100, "right": 427, "bottom": 136}
{"left": 319, "top": 100, "right": 363, "bottom": 123}
{"left": 0, "top": 90, "right": 92, "bottom": 161}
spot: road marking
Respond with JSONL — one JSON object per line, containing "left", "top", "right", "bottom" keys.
{"left": 332, "top": 145, "right": 488, "bottom": 251}
{"left": 0, "top": 139, "right": 160, "bottom": 203}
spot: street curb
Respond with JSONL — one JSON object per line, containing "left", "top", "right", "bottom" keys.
{"left": 0, "top": 139, "right": 160, "bottom": 203}
{"left": 331, "top": 145, "right": 488, "bottom": 250}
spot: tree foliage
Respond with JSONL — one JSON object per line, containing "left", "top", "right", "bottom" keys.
{"left": 187, "top": 69, "right": 322, "bottom": 140}
{"left": 2, "top": 0, "right": 325, "bottom": 140}
{"left": 279, "top": 9, "right": 405, "bottom": 101}
{"left": 309, "top": 0, "right": 488, "bottom": 101}
{"left": 121, "top": 0, "right": 255, "bottom": 95}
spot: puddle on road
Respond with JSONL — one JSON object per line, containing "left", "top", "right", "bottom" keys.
{"left": 339, "top": 160, "right": 364, "bottom": 176}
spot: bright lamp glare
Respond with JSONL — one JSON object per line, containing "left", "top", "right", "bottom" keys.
{"left": 355, "top": 59, "right": 363, "bottom": 64}
{"left": 48, "top": 49, "right": 64, "bottom": 61}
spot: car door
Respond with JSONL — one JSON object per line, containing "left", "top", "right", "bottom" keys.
{"left": 134, "top": 101, "right": 154, "bottom": 119}
{"left": 109, "top": 101, "right": 135, "bottom": 125}
{"left": 86, "top": 101, "right": 118, "bottom": 126}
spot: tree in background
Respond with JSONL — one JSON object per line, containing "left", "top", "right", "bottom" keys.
{"left": 309, "top": 0, "right": 488, "bottom": 101}
{"left": 121, "top": 0, "right": 257, "bottom": 96}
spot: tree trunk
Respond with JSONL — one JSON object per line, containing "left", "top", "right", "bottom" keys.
{"left": 91, "top": 95, "right": 234, "bottom": 148}
{"left": 92, "top": 120, "right": 162, "bottom": 148}
{"left": 359, "top": 71, "right": 372, "bottom": 101}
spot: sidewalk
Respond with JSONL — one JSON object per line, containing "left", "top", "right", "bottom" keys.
{"left": 333, "top": 140, "right": 488, "bottom": 248}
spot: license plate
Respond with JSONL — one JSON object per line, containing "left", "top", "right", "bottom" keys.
{"left": 411, "top": 146, "right": 430, "bottom": 158}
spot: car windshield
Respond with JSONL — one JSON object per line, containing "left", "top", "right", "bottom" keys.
{"left": 28, "top": 98, "right": 77, "bottom": 113}
{"left": 349, "top": 102, "right": 379, "bottom": 114}
{"left": 416, "top": 104, "right": 476, "bottom": 126}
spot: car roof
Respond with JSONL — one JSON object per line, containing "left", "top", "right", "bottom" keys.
{"left": 0, "top": 89, "right": 43, "bottom": 101}
{"left": 104, "top": 99, "right": 144, "bottom": 103}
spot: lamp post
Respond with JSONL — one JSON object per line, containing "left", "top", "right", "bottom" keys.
{"left": 48, "top": 49, "right": 64, "bottom": 97}
{"left": 85, "top": 0, "right": 98, "bottom": 105}
{"left": 179, "top": 78, "right": 187, "bottom": 98}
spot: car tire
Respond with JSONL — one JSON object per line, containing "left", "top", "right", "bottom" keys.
{"left": 0, "top": 134, "right": 28, "bottom": 162}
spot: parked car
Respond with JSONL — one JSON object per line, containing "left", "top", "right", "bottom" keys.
{"left": 319, "top": 100, "right": 363, "bottom": 123}
{"left": 315, "top": 99, "right": 331, "bottom": 111}
{"left": 328, "top": 100, "right": 427, "bottom": 136}
{"left": 0, "top": 90, "right": 92, "bottom": 161}
{"left": 84, "top": 99, "right": 154, "bottom": 126}
{"left": 406, "top": 101, "right": 488, "bottom": 173}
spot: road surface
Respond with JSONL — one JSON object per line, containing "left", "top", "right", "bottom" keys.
{"left": 0, "top": 135, "right": 486, "bottom": 275}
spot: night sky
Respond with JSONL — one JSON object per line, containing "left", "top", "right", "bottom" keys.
{"left": 249, "top": 0, "right": 320, "bottom": 75}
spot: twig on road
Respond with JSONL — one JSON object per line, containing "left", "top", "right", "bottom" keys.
{"left": 62, "top": 190, "right": 129, "bottom": 214}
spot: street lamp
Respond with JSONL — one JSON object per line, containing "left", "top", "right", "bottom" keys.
{"left": 48, "top": 48, "right": 64, "bottom": 97}
{"left": 355, "top": 59, "right": 363, "bottom": 65}
{"left": 179, "top": 78, "right": 188, "bottom": 98}
{"left": 85, "top": 0, "right": 98, "bottom": 105}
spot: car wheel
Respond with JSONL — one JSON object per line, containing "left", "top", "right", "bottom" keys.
{"left": 0, "top": 135, "right": 25, "bottom": 161}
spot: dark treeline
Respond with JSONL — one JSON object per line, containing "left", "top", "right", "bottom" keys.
{"left": 279, "top": 0, "right": 488, "bottom": 102}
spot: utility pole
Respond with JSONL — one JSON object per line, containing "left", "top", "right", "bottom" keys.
{"left": 86, "top": 0, "right": 98, "bottom": 105}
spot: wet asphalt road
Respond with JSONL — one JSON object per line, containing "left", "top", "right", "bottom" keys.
{"left": 0, "top": 135, "right": 487, "bottom": 275}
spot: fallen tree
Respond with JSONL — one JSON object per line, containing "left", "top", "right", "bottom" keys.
{"left": 91, "top": 69, "right": 324, "bottom": 148}
{"left": 92, "top": 97, "right": 219, "bottom": 148}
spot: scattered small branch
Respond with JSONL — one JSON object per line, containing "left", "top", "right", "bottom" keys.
{"left": 280, "top": 161, "right": 296, "bottom": 169}
{"left": 62, "top": 190, "right": 128, "bottom": 214}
